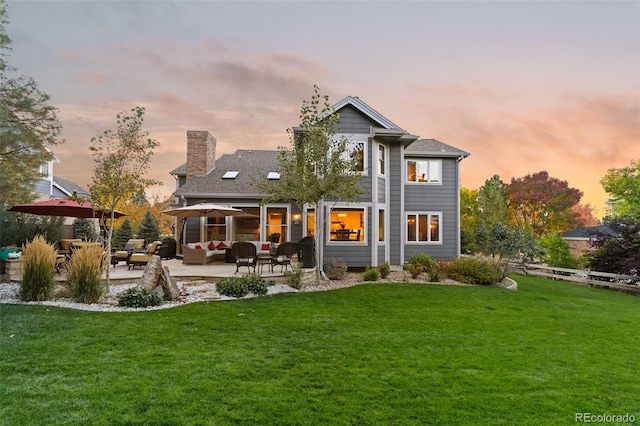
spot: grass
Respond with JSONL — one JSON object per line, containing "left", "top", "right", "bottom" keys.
{"left": 1, "top": 274, "right": 639, "bottom": 425}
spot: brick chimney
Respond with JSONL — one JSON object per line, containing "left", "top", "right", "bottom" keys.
{"left": 186, "top": 130, "right": 216, "bottom": 181}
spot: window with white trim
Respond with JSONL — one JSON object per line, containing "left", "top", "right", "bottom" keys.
{"left": 406, "top": 159, "right": 441, "bottom": 183}
{"left": 378, "top": 144, "right": 386, "bottom": 175}
{"left": 329, "top": 207, "right": 365, "bottom": 243}
{"left": 378, "top": 209, "right": 385, "bottom": 242}
{"left": 333, "top": 134, "right": 368, "bottom": 174}
{"left": 406, "top": 212, "right": 442, "bottom": 243}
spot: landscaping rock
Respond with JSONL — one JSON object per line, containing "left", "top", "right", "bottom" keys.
{"left": 137, "top": 256, "right": 180, "bottom": 300}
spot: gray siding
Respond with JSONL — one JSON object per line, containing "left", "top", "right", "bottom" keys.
{"left": 337, "top": 105, "right": 378, "bottom": 133}
{"left": 34, "top": 179, "right": 50, "bottom": 196}
{"left": 403, "top": 157, "right": 460, "bottom": 261}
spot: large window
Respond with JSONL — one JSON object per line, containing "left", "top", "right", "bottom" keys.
{"left": 406, "top": 159, "right": 441, "bottom": 183}
{"left": 206, "top": 217, "right": 227, "bottom": 241}
{"left": 233, "top": 206, "right": 260, "bottom": 241}
{"left": 406, "top": 213, "right": 441, "bottom": 243}
{"left": 378, "top": 144, "right": 386, "bottom": 175}
{"left": 266, "top": 207, "right": 288, "bottom": 243}
{"left": 333, "top": 134, "right": 367, "bottom": 173}
{"left": 306, "top": 208, "right": 315, "bottom": 237}
{"left": 329, "top": 208, "right": 365, "bottom": 242}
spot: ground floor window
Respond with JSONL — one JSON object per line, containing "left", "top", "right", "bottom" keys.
{"left": 329, "top": 207, "right": 365, "bottom": 242}
{"left": 378, "top": 209, "right": 385, "bottom": 242}
{"left": 206, "top": 216, "right": 227, "bottom": 241}
{"left": 406, "top": 212, "right": 441, "bottom": 243}
{"left": 266, "top": 206, "right": 288, "bottom": 243}
{"left": 233, "top": 206, "right": 260, "bottom": 241}
{"left": 305, "top": 208, "right": 315, "bottom": 237}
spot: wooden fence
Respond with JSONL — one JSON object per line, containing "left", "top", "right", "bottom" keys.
{"left": 521, "top": 263, "right": 640, "bottom": 294}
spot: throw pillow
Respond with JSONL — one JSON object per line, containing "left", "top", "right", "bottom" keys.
{"left": 195, "top": 244, "right": 203, "bottom": 250}
{"left": 208, "top": 241, "right": 216, "bottom": 250}
{"left": 217, "top": 241, "right": 228, "bottom": 249}
{"left": 261, "top": 243, "right": 271, "bottom": 251}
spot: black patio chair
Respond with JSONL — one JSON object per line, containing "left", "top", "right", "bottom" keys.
{"left": 271, "top": 241, "right": 298, "bottom": 272}
{"left": 231, "top": 241, "right": 257, "bottom": 274}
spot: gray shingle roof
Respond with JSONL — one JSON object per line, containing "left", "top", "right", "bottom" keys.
{"left": 53, "top": 176, "right": 89, "bottom": 196}
{"left": 174, "top": 150, "right": 281, "bottom": 197}
{"left": 405, "top": 139, "right": 470, "bottom": 158}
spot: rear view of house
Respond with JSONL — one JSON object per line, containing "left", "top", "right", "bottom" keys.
{"left": 171, "top": 96, "right": 469, "bottom": 268}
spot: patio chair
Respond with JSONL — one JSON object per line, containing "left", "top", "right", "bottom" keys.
{"left": 127, "top": 241, "right": 162, "bottom": 269}
{"left": 231, "top": 241, "right": 257, "bottom": 274}
{"left": 113, "top": 239, "right": 145, "bottom": 265}
{"left": 271, "top": 241, "right": 298, "bottom": 272}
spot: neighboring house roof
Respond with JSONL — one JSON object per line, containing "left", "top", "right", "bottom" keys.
{"left": 174, "top": 150, "right": 281, "bottom": 198}
{"left": 53, "top": 176, "right": 89, "bottom": 197}
{"left": 170, "top": 163, "right": 187, "bottom": 176}
{"left": 405, "top": 139, "right": 470, "bottom": 158}
{"left": 562, "top": 225, "right": 618, "bottom": 240}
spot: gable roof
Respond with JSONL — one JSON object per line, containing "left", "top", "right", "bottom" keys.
{"left": 174, "top": 150, "right": 281, "bottom": 198}
{"left": 326, "top": 96, "right": 405, "bottom": 131}
{"left": 53, "top": 176, "right": 89, "bottom": 197}
{"left": 405, "top": 139, "right": 470, "bottom": 158}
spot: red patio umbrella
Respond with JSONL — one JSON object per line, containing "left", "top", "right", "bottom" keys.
{"left": 8, "top": 198, "right": 127, "bottom": 219}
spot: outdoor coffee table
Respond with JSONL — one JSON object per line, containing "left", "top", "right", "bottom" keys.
{"left": 257, "top": 255, "right": 272, "bottom": 274}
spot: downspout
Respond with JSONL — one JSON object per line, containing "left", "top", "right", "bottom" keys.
{"left": 456, "top": 155, "right": 464, "bottom": 258}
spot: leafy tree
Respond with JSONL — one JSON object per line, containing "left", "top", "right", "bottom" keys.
{"left": 73, "top": 218, "right": 98, "bottom": 241}
{"left": 476, "top": 222, "right": 542, "bottom": 278}
{"left": 571, "top": 203, "right": 600, "bottom": 227}
{"left": 477, "top": 175, "right": 509, "bottom": 228}
{"left": 111, "top": 218, "right": 134, "bottom": 250}
{"left": 0, "top": 210, "right": 64, "bottom": 247}
{"left": 538, "top": 232, "right": 578, "bottom": 268}
{"left": 89, "top": 106, "right": 160, "bottom": 287}
{"left": 0, "top": 1, "right": 62, "bottom": 206}
{"left": 600, "top": 160, "right": 640, "bottom": 221}
{"left": 506, "top": 171, "right": 582, "bottom": 237}
{"left": 585, "top": 219, "right": 640, "bottom": 275}
{"left": 136, "top": 210, "right": 160, "bottom": 245}
{"left": 460, "top": 187, "right": 479, "bottom": 253}
{"left": 257, "top": 85, "right": 364, "bottom": 283}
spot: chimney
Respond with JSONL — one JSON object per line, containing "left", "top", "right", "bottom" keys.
{"left": 186, "top": 130, "right": 216, "bottom": 181}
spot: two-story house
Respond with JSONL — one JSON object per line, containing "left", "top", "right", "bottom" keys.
{"left": 170, "top": 96, "right": 469, "bottom": 267}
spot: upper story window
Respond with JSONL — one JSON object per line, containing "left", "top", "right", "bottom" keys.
{"left": 406, "top": 159, "right": 441, "bottom": 183}
{"left": 39, "top": 162, "right": 49, "bottom": 177}
{"left": 378, "top": 144, "right": 386, "bottom": 175}
{"left": 333, "top": 134, "right": 368, "bottom": 174}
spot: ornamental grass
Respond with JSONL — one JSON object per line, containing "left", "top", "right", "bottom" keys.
{"left": 66, "top": 243, "right": 106, "bottom": 304}
{"left": 19, "top": 235, "right": 57, "bottom": 301}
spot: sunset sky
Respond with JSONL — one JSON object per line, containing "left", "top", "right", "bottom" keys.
{"left": 6, "top": 1, "right": 639, "bottom": 218}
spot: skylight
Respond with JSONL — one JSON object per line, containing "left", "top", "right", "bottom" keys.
{"left": 222, "top": 171, "right": 239, "bottom": 179}
{"left": 267, "top": 172, "right": 281, "bottom": 180}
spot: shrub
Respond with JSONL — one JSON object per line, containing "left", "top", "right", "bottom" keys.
{"left": 379, "top": 262, "right": 391, "bottom": 279}
{"left": 73, "top": 218, "right": 98, "bottom": 241}
{"left": 20, "top": 235, "right": 57, "bottom": 301}
{"left": 405, "top": 264, "right": 424, "bottom": 279}
{"left": 447, "top": 256, "right": 500, "bottom": 285}
{"left": 363, "top": 266, "right": 380, "bottom": 281}
{"left": 118, "top": 286, "right": 163, "bottom": 308}
{"left": 284, "top": 263, "right": 303, "bottom": 290}
{"left": 324, "top": 257, "right": 347, "bottom": 280}
{"left": 216, "top": 274, "right": 273, "bottom": 298}
{"left": 407, "top": 253, "right": 437, "bottom": 273}
{"left": 429, "top": 260, "right": 448, "bottom": 282}
{"left": 67, "top": 244, "right": 107, "bottom": 303}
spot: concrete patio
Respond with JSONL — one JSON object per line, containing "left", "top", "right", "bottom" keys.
{"left": 98, "top": 257, "right": 311, "bottom": 284}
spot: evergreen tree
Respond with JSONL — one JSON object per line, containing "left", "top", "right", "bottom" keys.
{"left": 73, "top": 218, "right": 98, "bottom": 241}
{"left": 112, "top": 218, "right": 134, "bottom": 250}
{"left": 136, "top": 210, "right": 160, "bottom": 245}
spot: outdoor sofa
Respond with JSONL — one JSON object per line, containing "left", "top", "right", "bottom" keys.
{"left": 181, "top": 240, "right": 274, "bottom": 265}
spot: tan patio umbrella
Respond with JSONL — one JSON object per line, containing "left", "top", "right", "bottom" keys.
{"left": 161, "top": 203, "right": 254, "bottom": 254}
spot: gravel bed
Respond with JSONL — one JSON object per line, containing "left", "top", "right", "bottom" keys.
{"left": 0, "top": 271, "right": 466, "bottom": 312}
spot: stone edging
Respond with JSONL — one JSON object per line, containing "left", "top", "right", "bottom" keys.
{"left": 495, "top": 276, "right": 518, "bottom": 290}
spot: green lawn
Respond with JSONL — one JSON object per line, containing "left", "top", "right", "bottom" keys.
{"left": 1, "top": 275, "right": 639, "bottom": 425}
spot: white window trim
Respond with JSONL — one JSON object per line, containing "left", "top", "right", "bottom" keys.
{"left": 333, "top": 133, "right": 368, "bottom": 176}
{"left": 405, "top": 212, "right": 443, "bottom": 244}
{"left": 326, "top": 206, "right": 367, "bottom": 245}
{"left": 405, "top": 159, "right": 442, "bottom": 185}
{"left": 264, "top": 204, "right": 290, "bottom": 242}
{"left": 377, "top": 143, "right": 387, "bottom": 177}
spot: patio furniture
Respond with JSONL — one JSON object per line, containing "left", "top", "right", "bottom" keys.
{"left": 257, "top": 255, "right": 272, "bottom": 274}
{"left": 231, "top": 241, "right": 257, "bottom": 274}
{"left": 113, "top": 239, "right": 145, "bottom": 265}
{"left": 271, "top": 241, "right": 298, "bottom": 272}
{"left": 127, "top": 241, "right": 162, "bottom": 269}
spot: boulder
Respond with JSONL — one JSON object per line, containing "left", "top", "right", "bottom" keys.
{"left": 137, "top": 256, "right": 180, "bottom": 301}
